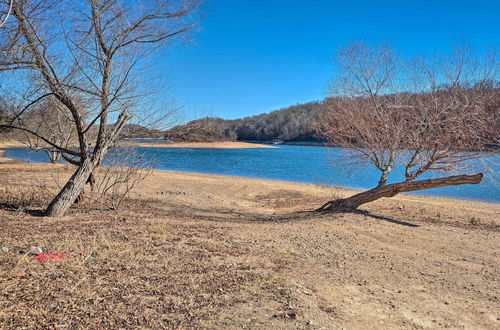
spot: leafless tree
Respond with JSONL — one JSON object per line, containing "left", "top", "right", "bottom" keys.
{"left": 0, "top": 0, "right": 12, "bottom": 28}
{"left": 15, "top": 96, "right": 78, "bottom": 163}
{"left": 90, "top": 147, "right": 153, "bottom": 211}
{"left": 0, "top": 0, "right": 200, "bottom": 216}
{"left": 316, "top": 42, "right": 499, "bottom": 212}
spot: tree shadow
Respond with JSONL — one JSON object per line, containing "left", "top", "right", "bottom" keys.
{"left": 355, "top": 210, "right": 419, "bottom": 227}
{"left": 0, "top": 203, "right": 46, "bottom": 217}
{"left": 145, "top": 198, "right": 320, "bottom": 224}
{"left": 0, "top": 197, "right": 420, "bottom": 227}
{"left": 147, "top": 198, "right": 420, "bottom": 227}
{"left": 282, "top": 208, "right": 419, "bottom": 227}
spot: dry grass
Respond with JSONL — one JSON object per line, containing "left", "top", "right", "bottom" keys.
{"left": 0, "top": 209, "right": 271, "bottom": 328}
{"left": 0, "top": 166, "right": 302, "bottom": 328}
{"left": 0, "top": 163, "right": 499, "bottom": 328}
{"left": 0, "top": 198, "right": 285, "bottom": 328}
{"left": 0, "top": 185, "right": 49, "bottom": 212}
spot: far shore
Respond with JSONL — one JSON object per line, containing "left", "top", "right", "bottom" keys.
{"left": 0, "top": 139, "right": 277, "bottom": 150}
{"left": 119, "top": 141, "right": 277, "bottom": 149}
{"left": 0, "top": 139, "right": 276, "bottom": 162}
{"left": 0, "top": 140, "right": 25, "bottom": 149}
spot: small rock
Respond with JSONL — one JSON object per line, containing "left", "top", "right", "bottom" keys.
{"left": 30, "top": 246, "right": 43, "bottom": 254}
{"left": 1, "top": 247, "right": 8, "bottom": 253}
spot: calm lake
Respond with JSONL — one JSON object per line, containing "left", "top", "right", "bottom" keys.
{"left": 4, "top": 144, "right": 499, "bottom": 203}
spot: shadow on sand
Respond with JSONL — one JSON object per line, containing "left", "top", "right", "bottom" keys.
{"left": 0, "top": 198, "right": 420, "bottom": 228}
{"left": 146, "top": 198, "right": 420, "bottom": 227}
{"left": 0, "top": 203, "right": 46, "bottom": 217}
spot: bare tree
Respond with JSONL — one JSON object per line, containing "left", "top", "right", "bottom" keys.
{"left": 15, "top": 96, "right": 78, "bottom": 163}
{"left": 90, "top": 147, "right": 153, "bottom": 211}
{"left": 0, "top": 0, "right": 200, "bottom": 216}
{"left": 316, "top": 42, "right": 498, "bottom": 212}
{"left": 0, "top": 0, "right": 12, "bottom": 28}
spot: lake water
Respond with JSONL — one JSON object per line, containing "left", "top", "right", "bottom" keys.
{"left": 4, "top": 145, "right": 499, "bottom": 203}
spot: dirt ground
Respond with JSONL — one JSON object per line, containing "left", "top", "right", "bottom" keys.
{"left": 0, "top": 163, "right": 499, "bottom": 329}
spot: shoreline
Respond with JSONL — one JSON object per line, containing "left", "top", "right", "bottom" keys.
{"left": 1, "top": 161, "right": 499, "bottom": 211}
{"left": 0, "top": 152, "right": 21, "bottom": 164}
{"left": 150, "top": 169, "right": 500, "bottom": 206}
{"left": 0, "top": 147, "right": 498, "bottom": 204}
{"left": 0, "top": 152, "right": 498, "bottom": 205}
{"left": 118, "top": 141, "right": 277, "bottom": 149}
{"left": 0, "top": 140, "right": 24, "bottom": 164}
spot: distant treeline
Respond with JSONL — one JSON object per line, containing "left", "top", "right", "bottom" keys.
{"left": 166, "top": 87, "right": 500, "bottom": 147}
{"left": 165, "top": 101, "right": 328, "bottom": 142}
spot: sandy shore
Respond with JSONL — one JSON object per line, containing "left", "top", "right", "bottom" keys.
{"left": 0, "top": 162, "right": 499, "bottom": 328}
{"left": 0, "top": 140, "right": 24, "bottom": 164}
{"left": 119, "top": 141, "right": 277, "bottom": 149}
{"left": 0, "top": 139, "right": 25, "bottom": 149}
{"left": 0, "top": 139, "right": 275, "bottom": 163}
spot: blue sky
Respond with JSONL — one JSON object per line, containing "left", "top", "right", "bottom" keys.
{"left": 163, "top": 0, "right": 499, "bottom": 120}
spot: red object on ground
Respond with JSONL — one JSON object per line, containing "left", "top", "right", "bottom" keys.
{"left": 33, "top": 251, "right": 69, "bottom": 262}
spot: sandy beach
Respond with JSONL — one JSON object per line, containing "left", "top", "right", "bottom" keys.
{"left": 119, "top": 141, "right": 277, "bottom": 149}
{"left": 0, "top": 140, "right": 24, "bottom": 164}
{"left": 0, "top": 140, "right": 276, "bottom": 163}
{"left": 0, "top": 140, "right": 25, "bottom": 148}
{"left": 0, "top": 159, "right": 499, "bottom": 328}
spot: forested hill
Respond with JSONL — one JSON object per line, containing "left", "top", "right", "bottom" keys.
{"left": 166, "top": 101, "right": 328, "bottom": 142}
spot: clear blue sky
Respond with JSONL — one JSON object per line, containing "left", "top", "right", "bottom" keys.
{"left": 163, "top": 0, "right": 499, "bottom": 120}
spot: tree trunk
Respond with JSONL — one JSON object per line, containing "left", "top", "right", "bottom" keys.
{"left": 45, "top": 157, "right": 96, "bottom": 217}
{"left": 317, "top": 173, "right": 484, "bottom": 212}
{"left": 45, "top": 149, "right": 61, "bottom": 164}
{"left": 74, "top": 172, "right": 96, "bottom": 204}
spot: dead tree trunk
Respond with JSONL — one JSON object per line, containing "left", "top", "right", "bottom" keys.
{"left": 45, "top": 158, "right": 96, "bottom": 217}
{"left": 317, "top": 173, "right": 484, "bottom": 212}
